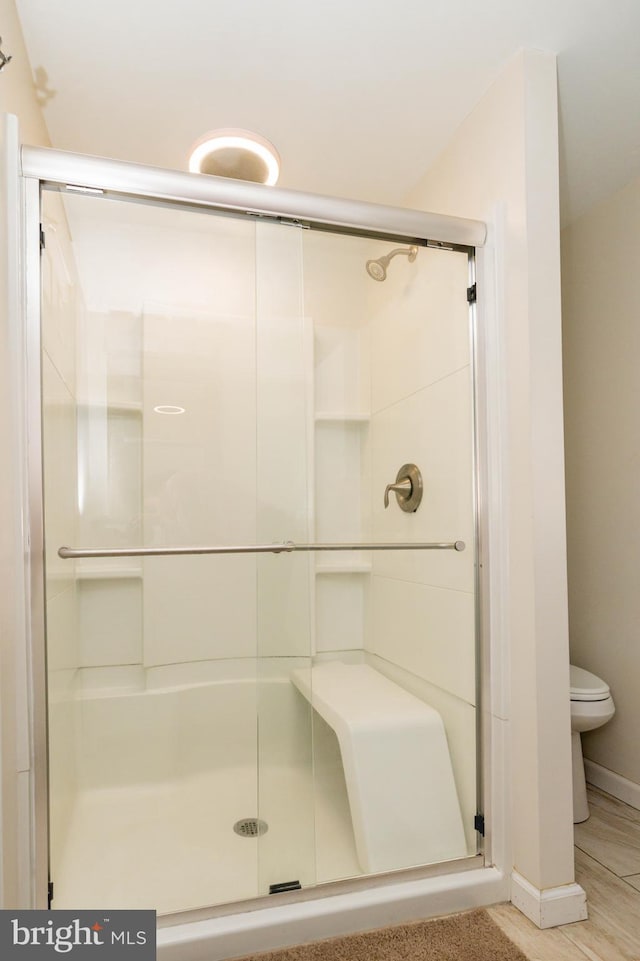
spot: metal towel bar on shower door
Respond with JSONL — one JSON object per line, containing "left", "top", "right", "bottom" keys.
{"left": 57, "top": 540, "right": 466, "bottom": 559}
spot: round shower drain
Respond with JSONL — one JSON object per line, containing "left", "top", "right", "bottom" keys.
{"left": 233, "top": 818, "right": 268, "bottom": 838}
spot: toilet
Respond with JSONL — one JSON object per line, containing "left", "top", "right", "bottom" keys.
{"left": 570, "top": 664, "right": 615, "bottom": 823}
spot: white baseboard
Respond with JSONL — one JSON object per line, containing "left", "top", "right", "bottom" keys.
{"left": 511, "top": 871, "right": 587, "bottom": 929}
{"left": 584, "top": 759, "right": 640, "bottom": 811}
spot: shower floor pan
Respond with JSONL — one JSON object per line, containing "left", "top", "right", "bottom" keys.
{"left": 51, "top": 763, "right": 360, "bottom": 915}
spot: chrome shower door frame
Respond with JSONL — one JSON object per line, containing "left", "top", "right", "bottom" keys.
{"left": 20, "top": 137, "right": 488, "bottom": 912}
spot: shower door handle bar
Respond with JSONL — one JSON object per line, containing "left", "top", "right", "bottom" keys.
{"left": 57, "top": 540, "right": 466, "bottom": 559}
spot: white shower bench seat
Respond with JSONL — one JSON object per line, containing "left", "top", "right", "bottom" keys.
{"left": 290, "top": 660, "right": 467, "bottom": 874}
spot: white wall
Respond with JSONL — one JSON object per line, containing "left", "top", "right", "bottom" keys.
{"left": 405, "top": 49, "right": 576, "bottom": 901}
{"left": 0, "top": 0, "right": 50, "bottom": 147}
{"left": 562, "top": 173, "right": 640, "bottom": 792}
{"left": 0, "top": 0, "right": 50, "bottom": 908}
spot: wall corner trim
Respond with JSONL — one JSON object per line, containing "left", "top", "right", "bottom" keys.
{"left": 510, "top": 871, "right": 587, "bottom": 929}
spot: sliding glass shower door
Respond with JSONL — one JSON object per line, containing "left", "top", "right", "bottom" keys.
{"left": 40, "top": 180, "right": 479, "bottom": 916}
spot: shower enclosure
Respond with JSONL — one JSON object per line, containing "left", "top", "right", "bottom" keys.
{"left": 24, "top": 143, "right": 485, "bottom": 921}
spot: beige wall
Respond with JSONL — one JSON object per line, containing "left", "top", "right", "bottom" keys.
{"left": 0, "top": 0, "right": 49, "bottom": 908}
{"left": 0, "top": 0, "right": 50, "bottom": 146}
{"left": 405, "top": 49, "right": 575, "bottom": 897}
{"left": 562, "top": 173, "right": 640, "bottom": 790}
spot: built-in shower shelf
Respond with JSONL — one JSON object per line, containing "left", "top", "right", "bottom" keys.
{"left": 315, "top": 563, "right": 372, "bottom": 575}
{"left": 314, "top": 412, "right": 370, "bottom": 424}
{"left": 76, "top": 567, "right": 142, "bottom": 581}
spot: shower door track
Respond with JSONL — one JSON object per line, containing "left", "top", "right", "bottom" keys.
{"left": 21, "top": 145, "right": 486, "bottom": 249}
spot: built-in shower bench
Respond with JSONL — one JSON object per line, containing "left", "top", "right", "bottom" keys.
{"left": 290, "top": 660, "right": 467, "bottom": 873}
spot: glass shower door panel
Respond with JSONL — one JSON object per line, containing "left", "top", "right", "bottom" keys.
{"left": 140, "top": 282, "right": 260, "bottom": 912}
{"left": 367, "top": 241, "right": 477, "bottom": 868}
{"left": 302, "top": 230, "right": 478, "bottom": 879}
{"left": 41, "top": 190, "right": 265, "bottom": 913}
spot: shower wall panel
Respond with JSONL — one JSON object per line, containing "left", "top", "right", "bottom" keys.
{"left": 142, "top": 305, "right": 257, "bottom": 666}
{"left": 75, "top": 306, "right": 143, "bottom": 670}
{"left": 304, "top": 232, "right": 373, "bottom": 657}
{"left": 255, "top": 224, "right": 311, "bottom": 660}
{"left": 368, "top": 247, "right": 473, "bottom": 677}
{"left": 75, "top": 309, "right": 142, "bottom": 545}
{"left": 314, "top": 326, "right": 370, "bottom": 416}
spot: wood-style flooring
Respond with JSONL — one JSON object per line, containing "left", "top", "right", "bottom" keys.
{"left": 489, "top": 786, "right": 640, "bottom": 960}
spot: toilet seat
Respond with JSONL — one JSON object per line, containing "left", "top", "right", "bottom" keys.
{"left": 570, "top": 664, "right": 610, "bottom": 702}
{"left": 569, "top": 664, "right": 615, "bottom": 823}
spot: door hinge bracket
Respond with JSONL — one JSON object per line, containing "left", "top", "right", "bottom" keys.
{"left": 474, "top": 813, "right": 485, "bottom": 836}
{"left": 467, "top": 282, "right": 477, "bottom": 304}
{"left": 39, "top": 224, "right": 46, "bottom": 251}
{"left": 48, "top": 880, "right": 54, "bottom": 907}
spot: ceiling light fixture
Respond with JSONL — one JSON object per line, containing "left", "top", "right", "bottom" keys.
{"left": 188, "top": 128, "right": 280, "bottom": 185}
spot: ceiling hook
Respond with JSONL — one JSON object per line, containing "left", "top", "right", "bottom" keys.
{"left": 0, "top": 38, "right": 13, "bottom": 72}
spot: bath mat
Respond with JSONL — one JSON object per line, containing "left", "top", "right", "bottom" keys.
{"left": 234, "top": 907, "right": 529, "bottom": 961}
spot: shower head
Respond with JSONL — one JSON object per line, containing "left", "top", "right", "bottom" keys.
{"left": 365, "top": 245, "right": 418, "bottom": 282}
{"left": 366, "top": 258, "right": 388, "bottom": 282}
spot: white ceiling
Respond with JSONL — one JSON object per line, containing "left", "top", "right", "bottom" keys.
{"left": 14, "top": 0, "right": 640, "bottom": 225}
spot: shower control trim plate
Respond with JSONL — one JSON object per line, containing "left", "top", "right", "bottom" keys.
{"left": 384, "top": 463, "right": 423, "bottom": 512}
